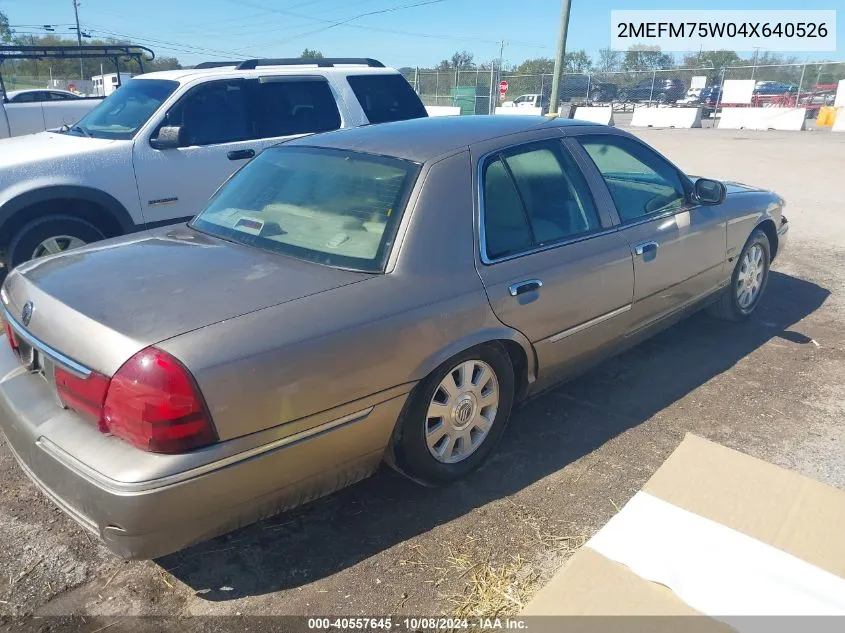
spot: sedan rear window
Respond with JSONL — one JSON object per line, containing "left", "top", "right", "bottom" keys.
{"left": 191, "top": 147, "right": 420, "bottom": 272}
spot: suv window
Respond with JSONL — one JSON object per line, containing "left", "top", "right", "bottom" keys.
{"left": 346, "top": 74, "right": 427, "bottom": 124}
{"left": 74, "top": 78, "right": 179, "bottom": 139}
{"left": 483, "top": 140, "right": 601, "bottom": 260}
{"left": 257, "top": 78, "right": 341, "bottom": 138}
{"left": 579, "top": 135, "right": 687, "bottom": 222}
{"left": 164, "top": 79, "right": 254, "bottom": 146}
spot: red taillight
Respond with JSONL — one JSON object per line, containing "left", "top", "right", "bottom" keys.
{"left": 101, "top": 347, "right": 217, "bottom": 454}
{"left": 55, "top": 366, "right": 110, "bottom": 426}
{"left": 4, "top": 320, "right": 19, "bottom": 354}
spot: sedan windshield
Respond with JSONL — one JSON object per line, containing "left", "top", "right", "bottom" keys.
{"left": 70, "top": 79, "right": 178, "bottom": 140}
{"left": 191, "top": 147, "right": 420, "bottom": 273}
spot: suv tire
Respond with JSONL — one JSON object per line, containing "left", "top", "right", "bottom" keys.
{"left": 7, "top": 214, "right": 105, "bottom": 268}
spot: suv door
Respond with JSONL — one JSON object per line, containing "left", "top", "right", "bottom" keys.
{"left": 575, "top": 134, "right": 726, "bottom": 334}
{"left": 473, "top": 138, "right": 634, "bottom": 388}
{"left": 133, "top": 78, "right": 261, "bottom": 225}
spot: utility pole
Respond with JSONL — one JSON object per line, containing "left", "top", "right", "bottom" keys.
{"left": 548, "top": 0, "right": 572, "bottom": 115}
{"left": 73, "top": 0, "right": 84, "bottom": 80}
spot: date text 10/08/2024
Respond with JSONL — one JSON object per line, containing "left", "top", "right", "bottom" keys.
{"left": 307, "top": 618, "right": 529, "bottom": 630}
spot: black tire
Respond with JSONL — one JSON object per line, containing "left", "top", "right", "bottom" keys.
{"left": 7, "top": 214, "right": 105, "bottom": 268}
{"left": 389, "top": 343, "right": 515, "bottom": 486}
{"left": 618, "top": 90, "right": 629, "bottom": 103}
{"left": 707, "top": 229, "right": 771, "bottom": 322}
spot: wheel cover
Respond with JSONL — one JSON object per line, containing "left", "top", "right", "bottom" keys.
{"left": 736, "top": 243, "right": 766, "bottom": 310}
{"left": 32, "top": 235, "right": 87, "bottom": 259}
{"left": 425, "top": 359, "right": 499, "bottom": 464}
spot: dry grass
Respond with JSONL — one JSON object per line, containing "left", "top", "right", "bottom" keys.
{"left": 394, "top": 497, "right": 588, "bottom": 618}
{"left": 447, "top": 552, "right": 537, "bottom": 618}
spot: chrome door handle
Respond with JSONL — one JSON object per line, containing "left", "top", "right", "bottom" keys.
{"left": 635, "top": 241, "right": 659, "bottom": 256}
{"left": 509, "top": 279, "right": 543, "bottom": 297}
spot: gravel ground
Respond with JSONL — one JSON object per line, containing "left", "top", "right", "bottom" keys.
{"left": 1, "top": 127, "right": 843, "bottom": 620}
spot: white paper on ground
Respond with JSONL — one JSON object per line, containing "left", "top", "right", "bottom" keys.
{"left": 587, "top": 491, "right": 845, "bottom": 619}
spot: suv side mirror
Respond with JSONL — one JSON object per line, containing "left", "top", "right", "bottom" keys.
{"left": 150, "top": 126, "right": 183, "bottom": 150}
{"left": 694, "top": 178, "right": 726, "bottom": 205}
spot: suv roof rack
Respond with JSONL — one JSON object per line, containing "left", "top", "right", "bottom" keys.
{"left": 193, "top": 61, "right": 241, "bottom": 69}
{"left": 235, "top": 58, "right": 384, "bottom": 70}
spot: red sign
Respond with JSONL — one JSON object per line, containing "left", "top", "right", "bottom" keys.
{"left": 499, "top": 80, "right": 508, "bottom": 95}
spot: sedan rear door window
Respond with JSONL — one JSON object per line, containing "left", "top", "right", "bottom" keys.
{"left": 482, "top": 140, "right": 601, "bottom": 261}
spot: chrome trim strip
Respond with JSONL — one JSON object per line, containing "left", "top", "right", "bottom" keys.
{"left": 37, "top": 406, "right": 375, "bottom": 493}
{"left": 625, "top": 279, "right": 729, "bottom": 339}
{"left": 547, "top": 304, "right": 632, "bottom": 343}
{"left": 2, "top": 306, "right": 92, "bottom": 378}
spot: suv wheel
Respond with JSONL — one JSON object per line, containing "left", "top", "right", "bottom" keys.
{"left": 7, "top": 215, "right": 105, "bottom": 268}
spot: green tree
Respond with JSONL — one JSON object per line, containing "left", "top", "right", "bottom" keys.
{"left": 682, "top": 50, "right": 741, "bottom": 71}
{"left": 1, "top": 9, "right": 12, "bottom": 43}
{"left": 438, "top": 50, "right": 474, "bottom": 70}
{"left": 623, "top": 45, "right": 674, "bottom": 71}
{"left": 300, "top": 48, "right": 324, "bottom": 60}
{"left": 564, "top": 50, "right": 592, "bottom": 73}
{"left": 515, "top": 57, "right": 554, "bottom": 74}
{"left": 596, "top": 48, "right": 622, "bottom": 73}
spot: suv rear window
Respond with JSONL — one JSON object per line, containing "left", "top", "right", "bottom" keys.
{"left": 257, "top": 78, "right": 342, "bottom": 137}
{"left": 346, "top": 74, "right": 427, "bottom": 124}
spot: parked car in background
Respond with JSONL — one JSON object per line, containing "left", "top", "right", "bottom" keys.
{"left": 5, "top": 89, "right": 84, "bottom": 103}
{"left": 618, "top": 77, "right": 685, "bottom": 103}
{"left": 698, "top": 86, "right": 723, "bottom": 116}
{"left": 0, "top": 115, "right": 788, "bottom": 559}
{"left": 0, "top": 57, "right": 426, "bottom": 269}
{"left": 559, "top": 75, "right": 618, "bottom": 103}
{"left": 501, "top": 93, "right": 547, "bottom": 111}
{"left": 1, "top": 88, "right": 102, "bottom": 139}
{"left": 753, "top": 81, "right": 798, "bottom": 96}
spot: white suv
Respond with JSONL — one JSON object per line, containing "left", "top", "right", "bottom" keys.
{"left": 0, "top": 58, "right": 427, "bottom": 268}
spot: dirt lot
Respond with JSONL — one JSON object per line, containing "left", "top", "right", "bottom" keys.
{"left": 1, "top": 128, "right": 844, "bottom": 620}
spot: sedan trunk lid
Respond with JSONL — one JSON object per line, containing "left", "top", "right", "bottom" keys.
{"left": 2, "top": 225, "right": 371, "bottom": 375}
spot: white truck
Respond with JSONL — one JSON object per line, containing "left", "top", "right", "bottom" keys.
{"left": 0, "top": 57, "right": 427, "bottom": 268}
{"left": 1, "top": 92, "right": 102, "bottom": 139}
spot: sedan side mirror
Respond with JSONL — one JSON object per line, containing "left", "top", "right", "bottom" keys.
{"left": 150, "top": 126, "right": 183, "bottom": 150}
{"left": 694, "top": 178, "right": 726, "bottom": 205}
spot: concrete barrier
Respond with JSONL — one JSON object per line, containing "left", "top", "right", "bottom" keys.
{"left": 718, "top": 107, "right": 807, "bottom": 131}
{"left": 572, "top": 106, "right": 613, "bottom": 125}
{"left": 630, "top": 107, "right": 702, "bottom": 128}
{"left": 832, "top": 108, "right": 845, "bottom": 132}
{"left": 495, "top": 106, "right": 542, "bottom": 116}
{"left": 425, "top": 105, "right": 461, "bottom": 117}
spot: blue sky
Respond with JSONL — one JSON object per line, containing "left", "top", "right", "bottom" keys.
{"left": 1, "top": 0, "right": 841, "bottom": 68}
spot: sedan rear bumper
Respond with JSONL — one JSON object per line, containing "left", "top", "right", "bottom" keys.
{"left": 0, "top": 342, "right": 403, "bottom": 559}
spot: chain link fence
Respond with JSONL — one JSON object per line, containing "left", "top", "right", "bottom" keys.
{"left": 404, "top": 62, "right": 845, "bottom": 116}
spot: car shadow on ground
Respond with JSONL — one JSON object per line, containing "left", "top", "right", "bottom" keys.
{"left": 160, "top": 270, "right": 829, "bottom": 601}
